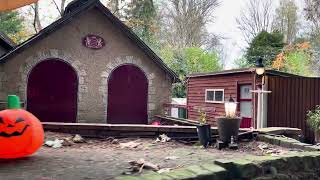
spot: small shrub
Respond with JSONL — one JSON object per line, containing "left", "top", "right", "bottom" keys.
{"left": 307, "top": 105, "right": 320, "bottom": 132}
{"left": 198, "top": 107, "right": 207, "bottom": 124}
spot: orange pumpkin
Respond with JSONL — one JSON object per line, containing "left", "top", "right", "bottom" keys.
{"left": 0, "top": 95, "right": 44, "bottom": 159}
{"left": 0, "top": 0, "right": 39, "bottom": 11}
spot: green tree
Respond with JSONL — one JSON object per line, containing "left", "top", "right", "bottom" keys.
{"left": 284, "top": 51, "right": 312, "bottom": 76}
{"left": 0, "top": 11, "right": 23, "bottom": 39}
{"left": 245, "top": 31, "right": 285, "bottom": 67}
{"left": 184, "top": 47, "right": 221, "bottom": 74}
{"left": 272, "top": 42, "right": 314, "bottom": 76}
{"left": 162, "top": 47, "right": 222, "bottom": 78}
{"left": 125, "top": 0, "right": 158, "bottom": 46}
{"left": 161, "top": 47, "right": 222, "bottom": 97}
{"left": 233, "top": 56, "right": 253, "bottom": 68}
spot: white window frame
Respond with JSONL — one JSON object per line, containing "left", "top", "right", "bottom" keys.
{"left": 205, "top": 89, "right": 225, "bottom": 103}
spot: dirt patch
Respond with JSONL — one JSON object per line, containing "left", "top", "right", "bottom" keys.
{"left": 0, "top": 131, "right": 293, "bottom": 180}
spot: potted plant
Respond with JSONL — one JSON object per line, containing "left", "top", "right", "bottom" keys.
{"left": 217, "top": 96, "right": 241, "bottom": 143}
{"left": 196, "top": 107, "right": 211, "bottom": 148}
{"left": 307, "top": 105, "right": 320, "bottom": 144}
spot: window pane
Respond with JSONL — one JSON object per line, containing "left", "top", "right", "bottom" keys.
{"left": 240, "top": 85, "right": 252, "bottom": 99}
{"left": 214, "top": 91, "right": 223, "bottom": 102}
{"left": 240, "top": 102, "right": 252, "bottom": 118}
{"left": 206, "top": 91, "right": 214, "bottom": 101}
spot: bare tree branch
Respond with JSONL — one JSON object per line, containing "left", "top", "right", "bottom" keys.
{"left": 160, "top": 0, "right": 220, "bottom": 49}
{"left": 30, "top": 2, "right": 42, "bottom": 33}
{"left": 52, "top": 0, "right": 67, "bottom": 17}
{"left": 304, "top": 0, "right": 320, "bottom": 35}
{"left": 272, "top": 0, "right": 299, "bottom": 44}
{"left": 236, "top": 0, "right": 273, "bottom": 43}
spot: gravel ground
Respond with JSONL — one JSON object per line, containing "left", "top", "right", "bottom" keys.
{"left": 0, "top": 131, "right": 292, "bottom": 180}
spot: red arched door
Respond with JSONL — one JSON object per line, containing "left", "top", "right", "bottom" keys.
{"left": 27, "top": 59, "right": 78, "bottom": 123}
{"left": 107, "top": 65, "right": 148, "bottom": 124}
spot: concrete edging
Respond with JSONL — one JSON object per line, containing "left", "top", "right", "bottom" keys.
{"left": 116, "top": 152, "right": 320, "bottom": 180}
{"left": 258, "top": 134, "right": 320, "bottom": 151}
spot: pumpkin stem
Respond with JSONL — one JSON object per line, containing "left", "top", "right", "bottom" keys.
{"left": 7, "top": 95, "right": 21, "bottom": 109}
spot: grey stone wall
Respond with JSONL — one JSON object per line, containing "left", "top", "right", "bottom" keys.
{"left": 0, "top": 65, "right": 7, "bottom": 110}
{"left": 99, "top": 56, "right": 157, "bottom": 122}
{"left": 0, "top": 8, "right": 172, "bottom": 123}
{"left": 18, "top": 49, "right": 87, "bottom": 121}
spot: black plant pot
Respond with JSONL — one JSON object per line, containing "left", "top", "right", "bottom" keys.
{"left": 196, "top": 124, "right": 212, "bottom": 148}
{"left": 217, "top": 117, "right": 241, "bottom": 143}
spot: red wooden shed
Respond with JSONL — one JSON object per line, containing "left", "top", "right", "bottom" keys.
{"left": 187, "top": 68, "right": 320, "bottom": 142}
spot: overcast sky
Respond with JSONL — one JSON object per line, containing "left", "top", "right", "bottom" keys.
{"left": 21, "top": 0, "right": 306, "bottom": 69}
{"left": 208, "top": 0, "right": 306, "bottom": 69}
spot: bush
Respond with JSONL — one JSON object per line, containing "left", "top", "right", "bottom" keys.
{"left": 307, "top": 105, "right": 320, "bottom": 132}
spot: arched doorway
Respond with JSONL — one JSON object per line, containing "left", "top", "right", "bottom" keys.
{"left": 107, "top": 64, "right": 148, "bottom": 124}
{"left": 27, "top": 59, "right": 78, "bottom": 123}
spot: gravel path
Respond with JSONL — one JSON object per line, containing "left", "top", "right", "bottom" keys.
{"left": 0, "top": 132, "right": 291, "bottom": 180}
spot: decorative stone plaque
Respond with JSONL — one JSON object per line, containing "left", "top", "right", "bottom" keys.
{"left": 82, "top": 34, "right": 105, "bottom": 49}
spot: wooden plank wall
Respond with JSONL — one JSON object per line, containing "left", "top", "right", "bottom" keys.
{"left": 267, "top": 76, "right": 320, "bottom": 142}
{"left": 187, "top": 72, "right": 254, "bottom": 125}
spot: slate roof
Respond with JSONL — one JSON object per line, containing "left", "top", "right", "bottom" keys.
{"left": 0, "top": 32, "right": 15, "bottom": 51}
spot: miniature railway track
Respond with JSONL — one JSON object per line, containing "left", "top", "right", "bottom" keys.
{"left": 42, "top": 122, "right": 219, "bottom": 139}
{"left": 42, "top": 121, "right": 301, "bottom": 142}
{"left": 153, "top": 115, "right": 200, "bottom": 126}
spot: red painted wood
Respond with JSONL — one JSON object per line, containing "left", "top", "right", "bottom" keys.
{"left": 27, "top": 59, "right": 78, "bottom": 123}
{"left": 238, "top": 84, "right": 253, "bottom": 128}
{"left": 187, "top": 73, "right": 254, "bottom": 125}
{"left": 267, "top": 76, "right": 320, "bottom": 142}
{"left": 107, "top": 65, "right": 148, "bottom": 124}
{"left": 240, "top": 118, "right": 251, "bottom": 128}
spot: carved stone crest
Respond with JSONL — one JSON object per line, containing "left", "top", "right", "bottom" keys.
{"left": 83, "top": 34, "right": 105, "bottom": 49}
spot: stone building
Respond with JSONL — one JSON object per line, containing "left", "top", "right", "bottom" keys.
{"left": 0, "top": 0, "right": 178, "bottom": 124}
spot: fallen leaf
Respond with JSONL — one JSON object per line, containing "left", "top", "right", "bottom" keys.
{"left": 120, "top": 141, "right": 142, "bottom": 149}
{"left": 73, "top": 134, "right": 85, "bottom": 143}
{"left": 157, "top": 168, "right": 172, "bottom": 174}
{"left": 165, "top": 156, "right": 179, "bottom": 160}
{"left": 128, "top": 158, "right": 160, "bottom": 172}
{"left": 159, "top": 134, "right": 171, "bottom": 142}
{"left": 258, "top": 143, "right": 269, "bottom": 150}
{"left": 45, "top": 139, "right": 64, "bottom": 148}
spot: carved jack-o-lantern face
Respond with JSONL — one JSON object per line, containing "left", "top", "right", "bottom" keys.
{"left": 0, "top": 96, "right": 44, "bottom": 159}
{"left": 0, "top": 117, "right": 30, "bottom": 138}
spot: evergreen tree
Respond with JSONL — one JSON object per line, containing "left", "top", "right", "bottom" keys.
{"left": 125, "top": 0, "right": 158, "bottom": 46}
{"left": 245, "top": 31, "right": 285, "bottom": 67}
{"left": 0, "top": 11, "right": 23, "bottom": 38}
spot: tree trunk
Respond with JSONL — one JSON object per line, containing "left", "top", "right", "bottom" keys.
{"left": 52, "top": 0, "right": 66, "bottom": 16}
{"left": 60, "top": 0, "right": 66, "bottom": 15}
{"left": 32, "top": 2, "right": 42, "bottom": 33}
{"left": 315, "top": 131, "right": 320, "bottom": 144}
